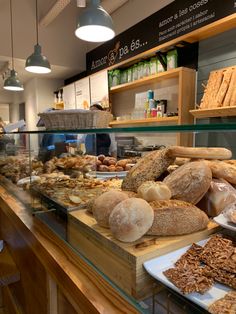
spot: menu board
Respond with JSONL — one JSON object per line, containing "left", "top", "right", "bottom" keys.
{"left": 90, "top": 70, "right": 109, "bottom": 108}
{"left": 75, "top": 77, "right": 90, "bottom": 110}
{"left": 63, "top": 83, "right": 76, "bottom": 110}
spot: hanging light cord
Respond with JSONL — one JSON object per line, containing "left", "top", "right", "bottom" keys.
{"left": 9, "top": 0, "right": 14, "bottom": 69}
{"left": 36, "top": 0, "right": 39, "bottom": 44}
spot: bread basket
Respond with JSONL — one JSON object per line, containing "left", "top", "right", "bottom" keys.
{"left": 38, "top": 109, "right": 113, "bottom": 130}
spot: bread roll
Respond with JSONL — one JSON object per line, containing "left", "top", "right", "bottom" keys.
{"left": 92, "top": 190, "right": 129, "bottom": 228}
{"left": 163, "top": 161, "right": 212, "bottom": 204}
{"left": 137, "top": 181, "right": 171, "bottom": 202}
{"left": 205, "top": 160, "right": 236, "bottom": 184}
{"left": 122, "top": 148, "right": 174, "bottom": 192}
{"left": 98, "top": 165, "right": 109, "bottom": 172}
{"left": 169, "top": 146, "right": 232, "bottom": 160}
{"left": 116, "top": 159, "right": 130, "bottom": 168}
{"left": 147, "top": 200, "right": 209, "bottom": 236}
{"left": 109, "top": 198, "right": 154, "bottom": 242}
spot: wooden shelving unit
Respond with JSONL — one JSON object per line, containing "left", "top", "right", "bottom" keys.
{"left": 110, "top": 68, "right": 183, "bottom": 94}
{"left": 190, "top": 106, "right": 236, "bottom": 119}
{"left": 109, "top": 116, "right": 178, "bottom": 126}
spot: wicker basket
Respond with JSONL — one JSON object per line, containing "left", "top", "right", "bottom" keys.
{"left": 38, "top": 109, "right": 113, "bottom": 130}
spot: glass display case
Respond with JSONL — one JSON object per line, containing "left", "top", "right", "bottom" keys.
{"left": 0, "top": 123, "right": 236, "bottom": 314}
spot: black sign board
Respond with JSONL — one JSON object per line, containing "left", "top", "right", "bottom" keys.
{"left": 86, "top": 0, "right": 236, "bottom": 74}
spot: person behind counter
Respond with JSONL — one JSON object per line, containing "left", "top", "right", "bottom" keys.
{"left": 78, "top": 104, "right": 117, "bottom": 157}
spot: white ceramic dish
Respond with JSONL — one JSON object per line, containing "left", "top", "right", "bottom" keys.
{"left": 17, "top": 176, "right": 41, "bottom": 186}
{"left": 214, "top": 213, "right": 236, "bottom": 232}
{"left": 95, "top": 171, "right": 128, "bottom": 179}
{"left": 143, "top": 239, "right": 230, "bottom": 310}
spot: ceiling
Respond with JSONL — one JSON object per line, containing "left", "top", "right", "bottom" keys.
{"left": 0, "top": 0, "right": 129, "bottom": 91}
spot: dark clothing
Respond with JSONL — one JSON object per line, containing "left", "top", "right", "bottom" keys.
{"left": 85, "top": 133, "right": 111, "bottom": 156}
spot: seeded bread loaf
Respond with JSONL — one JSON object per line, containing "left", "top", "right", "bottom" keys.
{"left": 163, "top": 161, "right": 212, "bottom": 204}
{"left": 147, "top": 200, "right": 209, "bottom": 236}
{"left": 121, "top": 148, "right": 174, "bottom": 192}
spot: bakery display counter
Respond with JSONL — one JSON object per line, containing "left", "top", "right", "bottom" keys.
{"left": 0, "top": 124, "right": 236, "bottom": 313}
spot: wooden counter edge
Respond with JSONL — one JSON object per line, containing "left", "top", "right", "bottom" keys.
{"left": 0, "top": 185, "right": 140, "bottom": 314}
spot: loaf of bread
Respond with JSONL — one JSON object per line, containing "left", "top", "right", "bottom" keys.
{"left": 197, "top": 179, "right": 236, "bottom": 217}
{"left": 147, "top": 200, "right": 209, "bottom": 236}
{"left": 109, "top": 198, "right": 154, "bottom": 242}
{"left": 169, "top": 146, "right": 232, "bottom": 160}
{"left": 92, "top": 190, "right": 129, "bottom": 228}
{"left": 223, "top": 68, "right": 236, "bottom": 107}
{"left": 163, "top": 161, "right": 212, "bottom": 204}
{"left": 216, "top": 68, "right": 232, "bottom": 107}
{"left": 137, "top": 181, "right": 171, "bottom": 202}
{"left": 121, "top": 148, "right": 174, "bottom": 192}
{"left": 204, "top": 160, "right": 236, "bottom": 184}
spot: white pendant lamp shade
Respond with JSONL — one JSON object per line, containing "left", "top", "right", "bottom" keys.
{"left": 25, "top": 0, "right": 51, "bottom": 74}
{"left": 25, "top": 44, "right": 51, "bottom": 73}
{"left": 4, "top": 70, "right": 24, "bottom": 91}
{"left": 75, "top": 0, "right": 115, "bottom": 42}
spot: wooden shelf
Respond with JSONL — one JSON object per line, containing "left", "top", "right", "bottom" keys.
{"left": 110, "top": 67, "right": 188, "bottom": 94}
{"left": 0, "top": 245, "right": 20, "bottom": 287}
{"left": 109, "top": 116, "right": 178, "bottom": 126}
{"left": 190, "top": 106, "right": 236, "bottom": 119}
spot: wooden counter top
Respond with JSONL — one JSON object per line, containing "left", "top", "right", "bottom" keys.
{"left": 0, "top": 182, "right": 140, "bottom": 314}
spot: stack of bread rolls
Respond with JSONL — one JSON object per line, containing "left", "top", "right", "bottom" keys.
{"left": 91, "top": 145, "right": 236, "bottom": 243}
{"left": 96, "top": 155, "right": 136, "bottom": 172}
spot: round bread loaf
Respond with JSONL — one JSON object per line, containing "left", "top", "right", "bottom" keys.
{"left": 163, "top": 161, "right": 212, "bottom": 204}
{"left": 109, "top": 198, "right": 154, "bottom": 242}
{"left": 137, "top": 181, "right": 171, "bottom": 202}
{"left": 147, "top": 200, "right": 209, "bottom": 236}
{"left": 92, "top": 190, "right": 128, "bottom": 228}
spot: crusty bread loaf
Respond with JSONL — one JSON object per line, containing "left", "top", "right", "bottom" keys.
{"left": 204, "top": 160, "right": 236, "bottom": 184}
{"left": 92, "top": 190, "right": 128, "bottom": 228}
{"left": 197, "top": 179, "right": 236, "bottom": 217}
{"left": 169, "top": 146, "right": 232, "bottom": 160}
{"left": 109, "top": 198, "right": 154, "bottom": 242}
{"left": 216, "top": 68, "right": 232, "bottom": 107}
{"left": 121, "top": 148, "right": 174, "bottom": 192}
{"left": 223, "top": 68, "right": 236, "bottom": 107}
{"left": 147, "top": 200, "right": 209, "bottom": 236}
{"left": 163, "top": 161, "right": 212, "bottom": 204}
{"left": 137, "top": 181, "right": 171, "bottom": 202}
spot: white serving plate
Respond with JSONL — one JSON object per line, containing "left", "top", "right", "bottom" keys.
{"left": 95, "top": 171, "right": 128, "bottom": 179}
{"left": 143, "top": 239, "right": 231, "bottom": 310}
{"left": 214, "top": 213, "right": 236, "bottom": 232}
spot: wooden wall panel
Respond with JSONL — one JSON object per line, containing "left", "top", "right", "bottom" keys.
{"left": 0, "top": 211, "right": 48, "bottom": 314}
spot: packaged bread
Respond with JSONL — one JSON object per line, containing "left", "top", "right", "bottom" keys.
{"left": 223, "top": 203, "right": 236, "bottom": 224}
{"left": 109, "top": 198, "right": 154, "bottom": 242}
{"left": 122, "top": 148, "right": 174, "bottom": 192}
{"left": 163, "top": 161, "right": 212, "bottom": 205}
{"left": 169, "top": 146, "right": 232, "bottom": 160}
{"left": 204, "top": 160, "right": 236, "bottom": 184}
{"left": 147, "top": 200, "right": 209, "bottom": 236}
{"left": 137, "top": 181, "right": 171, "bottom": 202}
{"left": 197, "top": 179, "right": 236, "bottom": 217}
{"left": 92, "top": 190, "right": 129, "bottom": 228}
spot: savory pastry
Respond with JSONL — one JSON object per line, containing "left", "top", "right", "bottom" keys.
{"left": 109, "top": 198, "right": 154, "bottom": 242}
{"left": 137, "top": 181, "right": 171, "bottom": 202}
{"left": 208, "top": 291, "right": 236, "bottom": 314}
{"left": 147, "top": 200, "right": 209, "bottom": 236}
{"left": 122, "top": 148, "right": 174, "bottom": 192}
{"left": 163, "top": 161, "right": 212, "bottom": 204}
{"left": 92, "top": 190, "right": 129, "bottom": 228}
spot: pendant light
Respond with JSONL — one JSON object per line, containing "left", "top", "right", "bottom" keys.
{"left": 75, "top": 0, "right": 115, "bottom": 42}
{"left": 25, "top": 0, "right": 51, "bottom": 74}
{"left": 4, "top": 0, "right": 24, "bottom": 91}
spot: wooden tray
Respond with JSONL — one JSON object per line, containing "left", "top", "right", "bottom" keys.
{"left": 67, "top": 209, "right": 220, "bottom": 300}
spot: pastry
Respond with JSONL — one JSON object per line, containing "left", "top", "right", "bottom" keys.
{"left": 137, "top": 181, "right": 171, "bottom": 202}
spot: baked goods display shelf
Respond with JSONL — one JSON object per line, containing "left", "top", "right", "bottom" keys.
{"left": 67, "top": 209, "right": 219, "bottom": 300}
{"left": 109, "top": 116, "right": 178, "bottom": 126}
{"left": 190, "top": 106, "right": 236, "bottom": 119}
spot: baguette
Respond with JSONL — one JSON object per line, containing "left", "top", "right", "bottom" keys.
{"left": 215, "top": 69, "right": 232, "bottom": 107}
{"left": 223, "top": 68, "right": 236, "bottom": 107}
{"left": 147, "top": 200, "right": 209, "bottom": 236}
{"left": 209, "top": 70, "right": 224, "bottom": 108}
{"left": 169, "top": 146, "right": 232, "bottom": 160}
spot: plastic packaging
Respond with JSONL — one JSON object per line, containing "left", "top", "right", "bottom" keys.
{"left": 223, "top": 203, "right": 236, "bottom": 224}
{"left": 157, "top": 56, "right": 166, "bottom": 73}
{"left": 132, "top": 64, "right": 138, "bottom": 81}
{"left": 138, "top": 62, "right": 144, "bottom": 80}
{"left": 167, "top": 49, "right": 178, "bottom": 70}
{"left": 112, "top": 70, "right": 121, "bottom": 86}
{"left": 150, "top": 57, "right": 157, "bottom": 75}
{"left": 143, "top": 61, "right": 150, "bottom": 77}
{"left": 120, "top": 70, "right": 128, "bottom": 84}
{"left": 127, "top": 67, "right": 133, "bottom": 82}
